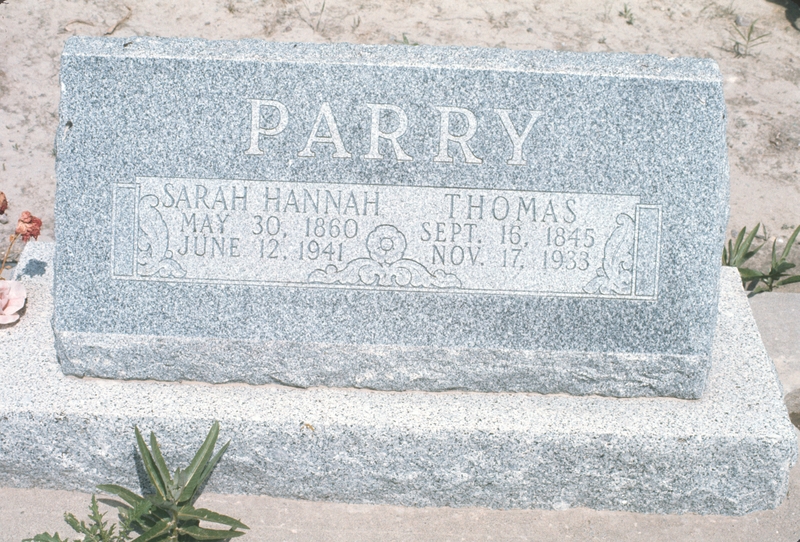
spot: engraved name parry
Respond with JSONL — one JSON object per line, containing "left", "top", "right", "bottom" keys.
{"left": 245, "top": 99, "right": 543, "bottom": 165}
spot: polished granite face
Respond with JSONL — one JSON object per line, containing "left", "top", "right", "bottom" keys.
{"left": 54, "top": 37, "right": 729, "bottom": 397}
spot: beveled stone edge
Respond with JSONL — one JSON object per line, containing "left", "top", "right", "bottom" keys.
{"left": 62, "top": 36, "right": 722, "bottom": 83}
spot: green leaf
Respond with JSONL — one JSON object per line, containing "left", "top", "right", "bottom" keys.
{"left": 135, "top": 426, "right": 167, "bottom": 499}
{"left": 734, "top": 226, "right": 746, "bottom": 248}
{"left": 177, "top": 506, "right": 249, "bottom": 530}
{"left": 88, "top": 495, "right": 110, "bottom": 533}
{"left": 727, "top": 228, "right": 744, "bottom": 265}
{"left": 737, "top": 267, "right": 764, "bottom": 280}
{"left": 742, "top": 248, "right": 761, "bottom": 261}
{"left": 140, "top": 508, "right": 176, "bottom": 531}
{"left": 176, "top": 422, "right": 220, "bottom": 503}
{"left": 180, "top": 440, "right": 229, "bottom": 504}
{"left": 774, "top": 261, "right": 795, "bottom": 274}
{"left": 149, "top": 431, "right": 174, "bottom": 494}
{"left": 130, "top": 498, "right": 154, "bottom": 519}
{"left": 143, "top": 495, "right": 178, "bottom": 525}
{"left": 777, "top": 275, "right": 800, "bottom": 286}
{"left": 734, "top": 224, "right": 762, "bottom": 265}
{"left": 130, "top": 519, "right": 170, "bottom": 542}
{"left": 780, "top": 225, "right": 800, "bottom": 261}
{"left": 97, "top": 484, "right": 145, "bottom": 507}
{"left": 119, "top": 497, "right": 154, "bottom": 538}
{"left": 63, "top": 513, "right": 84, "bottom": 535}
{"left": 22, "top": 534, "right": 69, "bottom": 542}
{"left": 177, "top": 525, "right": 246, "bottom": 540}
{"left": 121, "top": 498, "right": 154, "bottom": 529}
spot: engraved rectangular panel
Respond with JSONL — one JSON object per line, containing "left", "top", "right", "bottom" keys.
{"left": 127, "top": 177, "right": 655, "bottom": 299}
{"left": 112, "top": 184, "right": 137, "bottom": 277}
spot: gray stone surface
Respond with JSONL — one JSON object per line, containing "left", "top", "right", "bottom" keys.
{"left": 4, "top": 243, "right": 794, "bottom": 515}
{"left": 54, "top": 37, "right": 729, "bottom": 397}
{"left": 4, "top": 462, "right": 800, "bottom": 542}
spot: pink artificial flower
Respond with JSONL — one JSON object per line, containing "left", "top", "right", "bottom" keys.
{"left": 0, "top": 281, "right": 26, "bottom": 324}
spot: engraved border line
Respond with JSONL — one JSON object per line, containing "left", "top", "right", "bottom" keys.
{"left": 122, "top": 176, "right": 658, "bottom": 301}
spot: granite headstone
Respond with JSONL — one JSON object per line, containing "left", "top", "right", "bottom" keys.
{"left": 54, "top": 37, "right": 728, "bottom": 398}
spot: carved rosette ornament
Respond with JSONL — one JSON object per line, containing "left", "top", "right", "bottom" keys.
{"left": 309, "top": 225, "right": 461, "bottom": 288}
{"left": 583, "top": 213, "right": 635, "bottom": 296}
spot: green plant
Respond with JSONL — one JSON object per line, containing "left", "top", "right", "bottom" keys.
{"left": 601, "top": 2, "right": 613, "bottom": 22}
{"left": 722, "top": 224, "right": 800, "bottom": 294}
{"left": 619, "top": 4, "right": 634, "bottom": 25}
{"left": 25, "top": 422, "right": 248, "bottom": 542}
{"left": 401, "top": 33, "right": 419, "bottom": 46}
{"left": 23, "top": 494, "right": 143, "bottom": 542}
{"left": 296, "top": 0, "right": 325, "bottom": 33}
{"left": 750, "top": 226, "right": 800, "bottom": 293}
{"left": 722, "top": 223, "right": 763, "bottom": 270}
{"left": 730, "top": 20, "right": 770, "bottom": 57}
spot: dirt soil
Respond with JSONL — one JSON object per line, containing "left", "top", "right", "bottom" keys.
{"left": 0, "top": 0, "right": 799, "bottom": 281}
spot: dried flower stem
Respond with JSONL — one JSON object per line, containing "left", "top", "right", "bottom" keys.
{"left": 0, "top": 233, "right": 19, "bottom": 280}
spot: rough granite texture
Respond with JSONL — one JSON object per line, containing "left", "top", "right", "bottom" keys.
{"left": 54, "top": 37, "right": 729, "bottom": 397}
{"left": 1, "top": 243, "right": 795, "bottom": 515}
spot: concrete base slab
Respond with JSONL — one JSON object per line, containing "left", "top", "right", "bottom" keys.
{"left": 0, "top": 243, "right": 796, "bottom": 515}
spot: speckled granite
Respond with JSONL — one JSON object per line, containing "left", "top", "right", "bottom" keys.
{"left": 1, "top": 243, "right": 794, "bottom": 515}
{"left": 54, "top": 37, "right": 729, "bottom": 397}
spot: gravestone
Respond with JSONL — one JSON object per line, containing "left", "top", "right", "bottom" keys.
{"left": 0, "top": 37, "right": 794, "bottom": 517}
{"left": 54, "top": 37, "right": 728, "bottom": 398}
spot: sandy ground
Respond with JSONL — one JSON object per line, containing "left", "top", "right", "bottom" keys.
{"left": 0, "top": 0, "right": 799, "bottom": 280}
